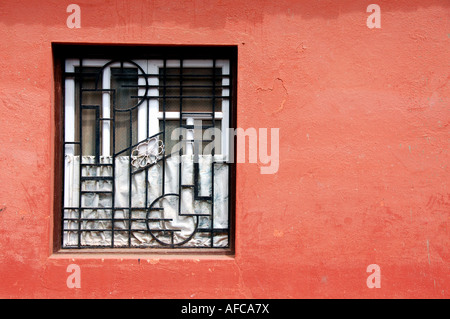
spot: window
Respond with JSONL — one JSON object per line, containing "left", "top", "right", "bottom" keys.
{"left": 55, "top": 45, "right": 236, "bottom": 251}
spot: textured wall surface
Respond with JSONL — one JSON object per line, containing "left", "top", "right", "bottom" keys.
{"left": 0, "top": 0, "right": 448, "bottom": 298}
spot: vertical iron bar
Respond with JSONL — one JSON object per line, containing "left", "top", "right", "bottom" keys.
{"left": 162, "top": 59, "right": 167, "bottom": 196}
{"left": 212, "top": 60, "right": 216, "bottom": 155}
{"left": 77, "top": 59, "right": 83, "bottom": 248}
{"left": 178, "top": 60, "right": 183, "bottom": 216}
{"left": 211, "top": 59, "right": 216, "bottom": 247}
{"left": 128, "top": 107, "right": 133, "bottom": 247}
{"left": 227, "top": 58, "right": 234, "bottom": 248}
{"left": 61, "top": 62, "right": 67, "bottom": 248}
{"left": 95, "top": 107, "right": 100, "bottom": 164}
{"left": 144, "top": 82, "right": 150, "bottom": 233}
{"left": 111, "top": 87, "right": 116, "bottom": 248}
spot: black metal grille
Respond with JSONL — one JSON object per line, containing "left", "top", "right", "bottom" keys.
{"left": 62, "top": 57, "right": 232, "bottom": 249}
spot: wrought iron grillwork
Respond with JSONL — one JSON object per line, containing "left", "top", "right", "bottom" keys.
{"left": 62, "top": 58, "right": 232, "bottom": 249}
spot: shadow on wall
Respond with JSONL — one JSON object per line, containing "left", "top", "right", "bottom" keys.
{"left": 0, "top": 0, "right": 449, "bottom": 29}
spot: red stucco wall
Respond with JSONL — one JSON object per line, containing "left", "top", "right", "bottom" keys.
{"left": 0, "top": 0, "right": 448, "bottom": 298}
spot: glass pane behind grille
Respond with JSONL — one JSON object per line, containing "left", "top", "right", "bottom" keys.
{"left": 74, "top": 67, "right": 102, "bottom": 157}
{"left": 159, "top": 67, "right": 223, "bottom": 113}
{"left": 111, "top": 68, "right": 138, "bottom": 155}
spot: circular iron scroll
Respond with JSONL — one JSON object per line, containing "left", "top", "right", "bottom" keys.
{"left": 145, "top": 194, "right": 198, "bottom": 246}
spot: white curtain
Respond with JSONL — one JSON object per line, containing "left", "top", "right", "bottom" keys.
{"left": 63, "top": 155, "right": 229, "bottom": 248}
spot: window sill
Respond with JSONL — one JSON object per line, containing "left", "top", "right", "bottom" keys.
{"left": 49, "top": 247, "right": 235, "bottom": 261}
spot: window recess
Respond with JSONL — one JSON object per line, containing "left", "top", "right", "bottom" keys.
{"left": 60, "top": 53, "right": 234, "bottom": 250}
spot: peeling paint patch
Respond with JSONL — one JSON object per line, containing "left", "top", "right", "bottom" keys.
{"left": 273, "top": 229, "right": 284, "bottom": 237}
{"left": 256, "top": 78, "right": 289, "bottom": 115}
{"left": 17, "top": 209, "right": 28, "bottom": 216}
{"left": 148, "top": 258, "right": 160, "bottom": 265}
